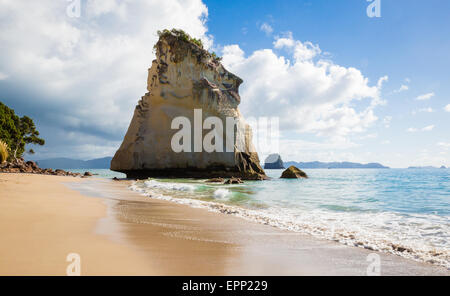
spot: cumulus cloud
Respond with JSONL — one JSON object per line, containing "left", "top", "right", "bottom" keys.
{"left": 394, "top": 84, "right": 409, "bottom": 93}
{"left": 260, "top": 23, "right": 273, "bottom": 35}
{"left": 0, "top": 0, "right": 210, "bottom": 159}
{"left": 222, "top": 33, "right": 385, "bottom": 141}
{"left": 445, "top": 104, "right": 450, "bottom": 112}
{"left": 415, "top": 92, "right": 435, "bottom": 101}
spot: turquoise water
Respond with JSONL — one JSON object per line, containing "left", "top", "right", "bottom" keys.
{"left": 67, "top": 169, "right": 126, "bottom": 179}
{"left": 85, "top": 168, "right": 450, "bottom": 268}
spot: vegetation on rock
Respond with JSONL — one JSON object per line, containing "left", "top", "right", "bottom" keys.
{"left": 0, "top": 101, "right": 45, "bottom": 160}
{"left": 157, "top": 28, "right": 204, "bottom": 48}
{"left": 156, "top": 28, "right": 222, "bottom": 62}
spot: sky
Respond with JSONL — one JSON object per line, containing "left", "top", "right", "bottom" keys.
{"left": 0, "top": 0, "right": 449, "bottom": 168}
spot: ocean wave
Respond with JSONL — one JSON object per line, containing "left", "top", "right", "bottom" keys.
{"left": 129, "top": 180, "right": 450, "bottom": 269}
{"left": 213, "top": 188, "right": 231, "bottom": 199}
{"left": 143, "top": 179, "right": 196, "bottom": 191}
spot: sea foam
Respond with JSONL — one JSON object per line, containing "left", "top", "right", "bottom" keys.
{"left": 144, "top": 179, "right": 196, "bottom": 191}
{"left": 213, "top": 188, "right": 231, "bottom": 199}
{"left": 129, "top": 170, "right": 450, "bottom": 269}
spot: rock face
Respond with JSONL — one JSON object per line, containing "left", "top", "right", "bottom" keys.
{"left": 111, "top": 31, "right": 266, "bottom": 180}
{"left": 280, "top": 166, "right": 308, "bottom": 179}
{"left": 264, "top": 153, "right": 284, "bottom": 169}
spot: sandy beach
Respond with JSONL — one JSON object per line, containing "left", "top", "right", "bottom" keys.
{"left": 0, "top": 173, "right": 448, "bottom": 276}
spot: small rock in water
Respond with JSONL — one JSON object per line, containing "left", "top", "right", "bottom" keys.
{"left": 84, "top": 171, "right": 93, "bottom": 177}
{"left": 225, "top": 177, "right": 243, "bottom": 184}
{"left": 280, "top": 166, "right": 308, "bottom": 179}
{"left": 206, "top": 178, "right": 224, "bottom": 183}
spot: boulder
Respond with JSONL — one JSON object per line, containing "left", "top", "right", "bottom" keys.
{"left": 0, "top": 161, "right": 81, "bottom": 177}
{"left": 111, "top": 30, "right": 266, "bottom": 180}
{"left": 225, "top": 177, "right": 243, "bottom": 184}
{"left": 84, "top": 171, "right": 93, "bottom": 177}
{"left": 280, "top": 166, "right": 308, "bottom": 179}
{"left": 26, "top": 161, "right": 38, "bottom": 169}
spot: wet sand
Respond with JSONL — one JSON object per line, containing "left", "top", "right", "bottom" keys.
{"left": 0, "top": 173, "right": 448, "bottom": 275}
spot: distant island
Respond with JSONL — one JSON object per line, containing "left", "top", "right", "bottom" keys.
{"left": 36, "top": 157, "right": 112, "bottom": 169}
{"left": 284, "top": 161, "right": 389, "bottom": 169}
{"left": 35, "top": 157, "right": 392, "bottom": 170}
{"left": 408, "top": 166, "right": 447, "bottom": 169}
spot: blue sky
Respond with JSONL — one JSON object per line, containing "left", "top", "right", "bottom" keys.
{"left": 0, "top": 0, "right": 449, "bottom": 167}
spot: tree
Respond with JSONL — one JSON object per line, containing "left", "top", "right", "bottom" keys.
{"left": 0, "top": 102, "right": 45, "bottom": 160}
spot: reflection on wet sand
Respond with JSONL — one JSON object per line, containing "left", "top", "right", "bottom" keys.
{"left": 68, "top": 178, "right": 450, "bottom": 276}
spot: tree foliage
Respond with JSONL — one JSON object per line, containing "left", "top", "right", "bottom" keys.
{"left": 157, "top": 28, "right": 204, "bottom": 49}
{"left": 0, "top": 101, "right": 45, "bottom": 160}
{"left": 156, "top": 28, "right": 222, "bottom": 62}
{"left": 0, "top": 140, "right": 8, "bottom": 163}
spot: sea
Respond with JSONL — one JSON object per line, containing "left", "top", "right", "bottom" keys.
{"left": 71, "top": 168, "right": 450, "bottom": 268}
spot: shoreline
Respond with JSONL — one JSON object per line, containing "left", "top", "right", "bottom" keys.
{"left": 1, "top": 173, "right": 448, "bottom": 275}
{"left": 129, "top": 179, "right": 450, "bottom": 269}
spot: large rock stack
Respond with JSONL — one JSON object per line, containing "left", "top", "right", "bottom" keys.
{"left": 111, "top": 30, "right": 266, "bottom": 180}
{"left": 264, "top": 154, "right": 285, "bottom": 169}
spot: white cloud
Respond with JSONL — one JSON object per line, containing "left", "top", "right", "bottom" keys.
{"left": 407, "top": 125, "right": 435, "bottom": 132}
{"left": 445, "top": 104, "right": 450, "bottom": 112}
{"left": 394, "top": 84, "right": 408, "bottom": 93}
{"left": 222, "top": 34, "right": 385, "bottom": 141}
{"left": 422, "top": 125, "right": 435, "bottom": 131}
{"left": 260, "top": 23, "right": 273, "bottom": 35}
{"left": 270, "top": 138, "right": 361, "bottom": 164}
{"left": 412, "top": 107, "right": 434, "bottom": 115}
{"left": 415, "top": 92, "right": 435, "bottom": 101}
{"left": 0, "top": 0, "right": 210, "bottom": 159}
{"left": 274, "top": 34, "right": 322, "bottom": 61}
{"left": 377, "top": 75, "right": 389, "bottom": 90}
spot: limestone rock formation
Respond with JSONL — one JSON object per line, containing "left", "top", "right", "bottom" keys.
{"left": 111, "top": 30, "right": 266, "bottom": 180}
{"left": 280, "top": 166, "right": 308, "bottom": 179}
{"left": 264, "top": 153, "right": 284, "bottom": 169}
